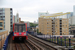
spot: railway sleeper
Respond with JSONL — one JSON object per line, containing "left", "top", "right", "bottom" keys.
{"left": 27, "top": 39, "right": 44, "bottom": 50}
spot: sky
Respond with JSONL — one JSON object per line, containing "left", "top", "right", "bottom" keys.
{"left": 0, "top": 0, "right": 75, "bottom": 22}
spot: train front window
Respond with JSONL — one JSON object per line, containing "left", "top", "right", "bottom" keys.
{"left": 14, "top": 24, "right": 26, "bottom": 32}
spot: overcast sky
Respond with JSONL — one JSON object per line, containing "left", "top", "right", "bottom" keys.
{"left": 0, "top": 0, "right": 75, "bottom": 22}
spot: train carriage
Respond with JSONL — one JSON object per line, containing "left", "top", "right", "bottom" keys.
{"left": 13, "top": 23, "right": 28, "bottom": 41}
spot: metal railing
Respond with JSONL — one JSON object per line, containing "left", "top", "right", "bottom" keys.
{"left": 28, "top": 31, "right": 74, "bottom": 50}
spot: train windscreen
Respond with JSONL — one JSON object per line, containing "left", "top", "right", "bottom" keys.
{"left": 14, "top": 24, "right": 26, "bottom": 32}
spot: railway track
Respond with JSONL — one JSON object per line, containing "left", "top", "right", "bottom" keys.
{"left": 7, "top": 34, "right": 67, "bottom": 50}
{"left": 7, "top": 41, "right": 32, "bottom": 50}
{"left": 6, "top": 34, "right": 31, "bottom": 50}
{"left": 28, "top": 34, "right": 59, "bottom": 50}
{"left": 6, "top": 34, "right": 44, "bottom": 50}
{"left": 27, "top": 39, "right": 44, "bottom": 50}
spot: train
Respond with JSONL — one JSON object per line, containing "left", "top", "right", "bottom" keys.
{"left": 13, "top": 23, "right": 28, "bottom": 41}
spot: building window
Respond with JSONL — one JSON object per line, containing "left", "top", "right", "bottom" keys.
{"left": 11, "top": 15, "right": 12, "bottom": 18}
{"left": 11, "top": 22, "right": 12, "bottom": 24}
{"left": 0, "top": 22, "right": 2, "bottom": 27}
{"left": 4, "top": 25, "right": 5, "bottom": 28}
{"left": 0, "top": 36, "right": 2, "bottom": 41}
{"left": 3, "top": 16, "right": 5, "bottom": 18}
{"left": 10, "top": 8, "right": 12, "bottom": 10}
{"left": 0, "top": 9, "right": 3, "bottom": 11}
{"left": 63, "top": 33, "right": 65, "bottom": 35}
{"left": 10, "top": 12, "right": 12, "bottom": 14}
{"left": 0, "top": 13, "right": 3, "bottom": 15}
{"left": 47, "top": 31, "right": 49, "bottom": 32}
{"left": 11, "top": 19, "right": 12, "bottom": 20}
{"left": 0, "top": 28, "right": 2, "bottom": 30}
{"left": 56, "top": 25, "right": 57, "bottom": 27}
{"left": 0, "top": 16, "right": 2, "bottom": 18}
{"left": 11, "top": 25, "right": 12, "bottom": 27}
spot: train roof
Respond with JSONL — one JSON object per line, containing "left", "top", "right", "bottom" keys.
{"left": 13, "top": 23, "right": 27, "bottom": 24}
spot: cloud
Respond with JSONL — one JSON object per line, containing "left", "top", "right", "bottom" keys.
{"left": 0, "top": 0, "right": 75, "bottom": 22}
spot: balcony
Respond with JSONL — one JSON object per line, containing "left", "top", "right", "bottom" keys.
{"left": 60, "top": 32, "right": 62, "bottom": 35}
{"left": 60, "top": 25, "right": 62, "bottom": 27}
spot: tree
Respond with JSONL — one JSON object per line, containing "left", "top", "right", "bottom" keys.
{"left": 30, "top": 23, "right": 38, "bottom": 27}
{"left": 37, "top": 29, "right": 43, "bottom": 35}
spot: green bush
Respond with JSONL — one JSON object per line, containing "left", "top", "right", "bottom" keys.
{"left": 30, "top": 23, "right": 38, "bottom": 27}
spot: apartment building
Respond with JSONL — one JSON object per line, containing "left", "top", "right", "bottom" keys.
{"left": 13, "top": 13, "right": 19, "bottom": 23}
{"left": 0, "top": 8, "right": 13, "bottom": 32}
{"left": 19, "top": 18, "right": 21, "bottom": 23}
{"left": 15, "top": 13, "right": 19, "bottom": 23}
{"left": 39, "top": 12, "right": 69, "bottom": 35}
{"left": 70, "top": 25, "right": 75, "bottom": 35}
{"left": 0, "top": 20, "right": 4, "bottom": 30}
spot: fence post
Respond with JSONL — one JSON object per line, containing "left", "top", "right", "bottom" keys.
{"left": 60, "top": 37, "right": 62, "bottom": 46}
{"left": 57, "top": 37, "right": 59, "bottom": 44}
{"left": 55, "top": 36, "right": 56, "bottom": 43}
{"left": 45, "top": 35, "right": 46, "bottom": 40}
{"left": 57, "top": 37, "right": 58, "bottom": 44}
{"left": 53, "top": 36, "right": 55, "bottom": 43}
{"left": 69, "top": 38, "right": 71, "bottom": 49}
{"left": 54, "top": 36, "right": 56, "bottom": 43}
{"left": 64, "top": 37, "right": 66, "bottom": 47}
{"left": 52, "top": 35, "right": 53, "bottom": 42}
{"left": 43, "top": 34, "right": 44, "bottom": 39}
{"left": 50, "top": 35, "right": 51, "bottom": 41}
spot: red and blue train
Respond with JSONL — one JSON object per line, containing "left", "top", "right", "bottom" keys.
{"left": 13, "top": 23, "right": 28, "bottom": 41}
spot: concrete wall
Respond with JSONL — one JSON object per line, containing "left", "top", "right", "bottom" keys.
{"left": 0, "top": 30, "right": 8, "bottom": 49}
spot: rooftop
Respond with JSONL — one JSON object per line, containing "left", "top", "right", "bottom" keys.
{"left": 40, "top": 12, "right": 70, "bottom": 18}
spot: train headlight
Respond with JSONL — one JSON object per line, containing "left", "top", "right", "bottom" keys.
{"left": 14, "top": 34, "right": 16, "bottom": 36}
{"left": 24, "top": 34, "right": 26, "bottom": 35}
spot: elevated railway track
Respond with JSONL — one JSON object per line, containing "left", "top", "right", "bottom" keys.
{"left": 6, "top": 34, "right": 44, "bottom": 50}
{"left": 28, "top": 34, "right": 71, "bottom": 50}
{"left": 5, "top": 33, "right": 73, "bottom": 50}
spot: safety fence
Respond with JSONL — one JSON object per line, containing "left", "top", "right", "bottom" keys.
{"left": 0, "top": 30, "right": 9, "bottom": 50}
{"left": 28, "top": 31, "right": 75, "bottom": 49}
{"left": 0, "top": 30, "right": 12, "bottom": 50}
